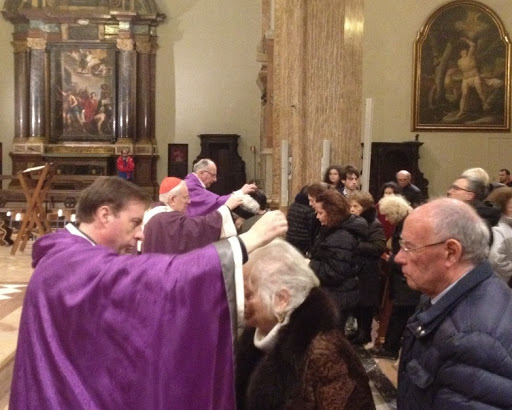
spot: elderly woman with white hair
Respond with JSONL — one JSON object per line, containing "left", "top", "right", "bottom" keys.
{"left": 369, "top": 194, "right": 421, "bottom": 360}
{"left": 236, "top": 239, "right": 375, "bottom": 410}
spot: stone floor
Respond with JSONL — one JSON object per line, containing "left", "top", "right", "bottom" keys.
{"left": 0, "top": 239, "right": 399, "bottom": 409}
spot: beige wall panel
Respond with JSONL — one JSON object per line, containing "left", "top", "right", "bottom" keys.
{"left": 488, "top": 138, "right": 512, "bottom": 183}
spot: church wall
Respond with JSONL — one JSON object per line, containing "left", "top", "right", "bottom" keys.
{"left": 0, "top": 0, "right": 262, "bottom": 187}
{"left": 363, "top": 0, "right": 512, "bottom": 197}
{"left": 1, "top": 1, "right": 511, "bottom": 196}
{"left": 155, "top": 0, "right": 262, "bottom": 184}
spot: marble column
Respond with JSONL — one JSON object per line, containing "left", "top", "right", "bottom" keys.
{"left": 12, "top": 40, "right": 29, "bottom": 140}
{"left": 27, "top": 37, "right": 47, "bottom": 141}
{"left": 116, "top": 38, "right": 136, "bottom": 141}
{"left": 271, "top": 0, "right": 364, "bottom": 203}
{"left": 135, "top": 39, "right": 152, "bottom": 142}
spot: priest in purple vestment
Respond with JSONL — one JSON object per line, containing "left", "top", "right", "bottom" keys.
{"left": 10, "top": 176, "right": 287, "bottom": 410}
{"left": 185, "top": 158, "right": 257, "bottom": 217}
{"left": 142, "top": 176, "right": 243, "bottom": 254}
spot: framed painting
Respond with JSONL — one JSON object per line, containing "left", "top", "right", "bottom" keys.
{"left": 49, "top": 43, "right": 116, "bottom": 142}
{"left": 168, "top": 144, "right": 189, "bottom": 178}
{"left": 412, "top": 1, "right": 511, "bottom": 131}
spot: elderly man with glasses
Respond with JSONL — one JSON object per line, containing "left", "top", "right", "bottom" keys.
{"left": 395, "top": 198, "right": 512, "bottom": 409}
{"left": 184, "top": 158, "right": 257, "bottom": 217}
{"left": 447, "top": 174, "right": 500, "bottom": 236}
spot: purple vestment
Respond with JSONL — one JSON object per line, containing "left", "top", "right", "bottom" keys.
{"left": 184, "top": 173, "right": 231, "bottom": 217}
{"left": 142, "top": 208, "right": 222, "bottom": 254}
{"left": 10, "top": 228, "right": 239, "bottom": 409}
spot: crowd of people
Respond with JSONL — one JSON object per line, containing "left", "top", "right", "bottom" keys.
{"left": 9, "top": 159, "right": 512, "bottom": 409}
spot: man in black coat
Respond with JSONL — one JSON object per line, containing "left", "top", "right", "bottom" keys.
{"left": 395, "top": 198, "right": 512, "bottom": 409}
{"left": 396, "top": 170, "right": 423, "bottom": 207}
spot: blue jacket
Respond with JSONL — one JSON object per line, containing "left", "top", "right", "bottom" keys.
{"left": 397, "top": 261, "right": 512, "bottom": 409}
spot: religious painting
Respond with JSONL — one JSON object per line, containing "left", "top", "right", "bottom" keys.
{"left": 49, "top": 44, "right": 116, "bottom": 142}
{"left": 168, "top": 144, "right": 189, "bottom": 178}
{"left": 412, "top": 1, "right": 511, "bottom": 131}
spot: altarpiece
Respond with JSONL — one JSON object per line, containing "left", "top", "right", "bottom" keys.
{"left": 2, "top": 0, "right": 165, "bottom": 203}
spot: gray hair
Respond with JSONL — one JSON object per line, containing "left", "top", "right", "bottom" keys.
{"left": 458, "top": 175, "right": 488, "bottom": 201}
{"left": 424, "top": 198, "right": 489, "bottom": 264}
{"left": 378, "top": 194, "right": 412, "bottom": 224}
{"left": 396, "top": 170, "right": 411, "bottom": 179}
{"left": 248, "top": 238, "right": 320, "bottom": 319}
{"left": 461, "top": 167, "right": 490, "bottom": 186}
{"left": 158, "top": 181, "right": 184, "bottom": 204}
{"left": 193, "top": 158, "right": 214, "bottom": 173}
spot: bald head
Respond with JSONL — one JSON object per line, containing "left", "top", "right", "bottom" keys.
{"left": 408, "top": 198, "right": 489, "bottom": 263}
{"left": 395, "top": 198, "right": 489, "bottom": 297}
{"left": 193, "top": 159, "right": 217, "bottom": 187}
{"left": 396, "top": 170, "right": 411, "bottom": 187}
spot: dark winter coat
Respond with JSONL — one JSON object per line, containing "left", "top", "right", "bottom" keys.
{"left": 309, "top": 214, "right": 368, "bottom": 312}
{"left": 354, "top": 208, "right": 386, "bottom": 308}
{"left": 398, "top": 261, "right": 512, "bottom": 409}
{"left": 286, "top": 198, "right": 317, "bottom": 255}
{"left": 388, "top": 220, "right": 421, "bottom": 306}
{"left": 236, "top": 288, "right": 375, "bottom": 410}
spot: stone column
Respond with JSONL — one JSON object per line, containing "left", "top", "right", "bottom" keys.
{"left": 135, "top": 38, "right": 152, "bottom": 142}
{"left": 27, "top": 37, "right": 47, "bottom": 142}
{"left": 116, "top": 37, "right": 136, "bottom": 142}
{"left": 12, "top": 40, "right": 29, "bottom": 140}
{"left": 272, "top": 0, "right": 364, "bottom": 203}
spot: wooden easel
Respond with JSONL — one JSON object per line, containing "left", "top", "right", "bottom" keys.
{"left": 11, "top": 164, "right": 54, "bottom": 255}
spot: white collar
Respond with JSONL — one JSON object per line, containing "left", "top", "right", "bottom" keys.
{"left": 253, "top": 316, "right": 290, "bottom": 353}
{"left": 192, "top": 172, "right": 206, "bottom": 188}
{"left": 65, "top": 223, "right": 96, "bottom": 246}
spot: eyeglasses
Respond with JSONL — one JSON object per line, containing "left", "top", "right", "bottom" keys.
{"left": 399, "top": 239, "right": 446, "bottom": 253}
{"left": 449, "top": 184, "right": 472, "bottom": 193}
{"left": 204, "top": 170, "right": 217, "bottom": 177}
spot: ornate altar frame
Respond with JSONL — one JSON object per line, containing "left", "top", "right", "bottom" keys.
{"left": 1, "top": 0, "right": 165, "bottom": 201}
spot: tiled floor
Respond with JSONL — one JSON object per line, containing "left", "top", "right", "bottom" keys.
{"left": 0, "top": 240, "right": 399, "bottom": 408}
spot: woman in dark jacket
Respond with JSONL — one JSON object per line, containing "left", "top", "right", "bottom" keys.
{"left": 237, "top": 239, "right": 375, "bottom": 410}
{"left": 286, "top": 186, "right": 317, "bottom": 255}
{"left": 308, "top": 189, "right": 368, "bottom": 332}
{"left": 369, "top": 194, "right": 421, "bottom": 360}
{"left": 347, "top": 191, "right": 386, "bottom": 345}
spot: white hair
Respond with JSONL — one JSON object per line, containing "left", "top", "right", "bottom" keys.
{"left": 248, "top": 239, "right": 320, "bottom": 319}
{"left": 425, "top": 198, "right": 489, "bottom": 264}
{"left": 378, "top": 194, "right": 412, "bottom": 224}
{"left": 158, "top": 181, "right": 184, "bottom": 204}
{"left": 193, "top": 158, "right": 214, "bottom": 173}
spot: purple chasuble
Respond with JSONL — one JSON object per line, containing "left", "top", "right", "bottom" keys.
{"left": 10, "top": 229, "right": 238, "bottom": 409}
{"left": 184, "top": 173, "right": 231, "bottom": 217}
{"left": 142, "top": 208, "right": 223, "bottom": 254}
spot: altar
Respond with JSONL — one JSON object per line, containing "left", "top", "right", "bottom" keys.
{"left": 0, "top": 0, "right": 165, "bottom": 207}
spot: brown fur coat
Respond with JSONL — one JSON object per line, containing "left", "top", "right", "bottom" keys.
{"left": 236, "top": 288, "right": 375, "bottom": 409}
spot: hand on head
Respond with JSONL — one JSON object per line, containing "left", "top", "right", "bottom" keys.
{"left": 239, "top": 210, "right": 288, "bottom": 253}
{"left": 225, "top": 194, "right": 244, "bottom": 210}
{"left": 241, "top": 183, "right": 257, "bottom": 195}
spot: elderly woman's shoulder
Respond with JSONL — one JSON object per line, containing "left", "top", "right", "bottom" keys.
{"left": 305, "top": 330, "right": 376, "bottom": 409}
{"left": 308, "top": 329, "right": 362, "bottom": 364}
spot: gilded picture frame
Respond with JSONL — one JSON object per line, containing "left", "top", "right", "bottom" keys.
{"left": 49, "top": 43, "right": 116, "bottom": 142}
{"left": 412, "top": 0, "right": 511, "bottom": 131}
